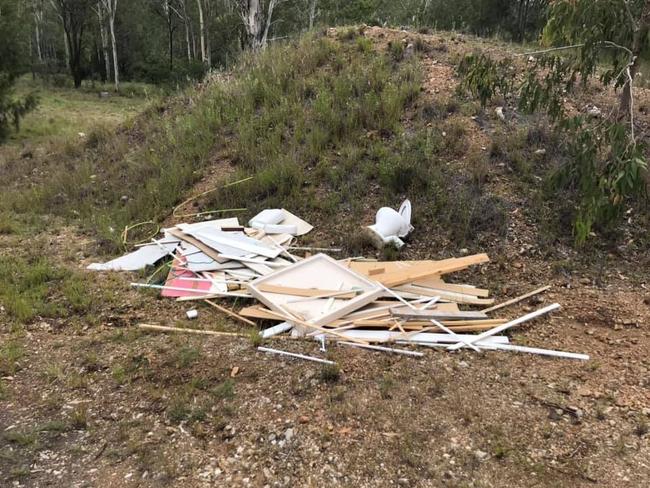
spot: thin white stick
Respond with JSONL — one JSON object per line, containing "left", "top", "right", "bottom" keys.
{"left": 419, "top": 296, "right": 440, "bottom": 310}
{"left": 378, "top": 283, "right": 418, "bottom": 310}
{"left": 289, "top": 246, "right": 343, "bottom": 252}
{"left": 338, "top": 341, "right": 424, "bottom": 357}
{"left": 408, "top": 341, "right": 588, "bottom": 361}
{"left": 216, "top": 254, "right": 291, "bottom": 267}
{"left": 480, "top": 343, "right": 589, "bottom": 361}
{"left": 286, "top": 289, "right": 359, "bottom": 303}
{"left": 430, "top": 318, "right": 481, "bottom": 352}
{"left": 481, "top": 285, "right": 550, "bottom": 313}
{"left": 257, "top": 346, "right": 335, "bottom": 365}
{"left": 447, "top": 303, "right": 560, "bottom": 351}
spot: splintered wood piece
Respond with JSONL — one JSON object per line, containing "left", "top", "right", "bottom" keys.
{"left": 393, "top": 285, "right": 494, "bottom": 305}
{"left": 257, "top": 284, "right": 358, "bottom": 299}
{"left": 390, "top": 307, "right": 488, "bottom": 321}
{"left": 139, "top": 323, "right": 244, "bottom": 337}
{"left": 481, "top": 285, "right": 551, "bottom": 313}
{"left": 372, "top": 254, "right": 490, "bottom": 287}
{"left": 412, "top": 277, "right": 490, "bottom": 297}
{"left": 204, "top": 300, "right": 256, "bottom": 326}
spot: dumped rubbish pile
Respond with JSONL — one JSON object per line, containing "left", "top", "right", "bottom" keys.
{"left": 88, "top": 206, "right": 589, "bottom": 363}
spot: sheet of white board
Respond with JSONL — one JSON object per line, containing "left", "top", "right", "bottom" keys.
{"left": 87, "top": 241, "right": 178, "bottom": 271}
{"left": 247, "top": 253, "right": 383, "bottom": 326}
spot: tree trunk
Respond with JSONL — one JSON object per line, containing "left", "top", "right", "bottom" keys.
{"left": 179, "top": 0, "right": 191, "bottom": 61}
{"left": 63, "top": 29, "right": 70, "bottom": 67}
{"left": 308, "top": 0, "right": 317, "bottom": 30}
{"left": 260, "top": 0, "right": 277, "bottom": 49}
{"left": 197, "top": 0, "right": 207, "bottom": 65}
{"left": 243, "top": 0, "right": 264, "bottom": 51}
{"left": 108, "top": 2, "right": 119, "bottom": 91}
{"left": 169, "top": 21, "right": 174, "bottom": 71}
{"left": 34, "top": 9, "right": 43, "bottom": 62}
{"left": 97, "top": 2, "right": 110, "bottom": 82}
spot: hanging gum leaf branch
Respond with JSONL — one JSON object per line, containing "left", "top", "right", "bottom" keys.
{"left": 456, "top": 0, "right": 649, "bottom": 244}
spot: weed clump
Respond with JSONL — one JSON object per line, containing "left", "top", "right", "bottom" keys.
{"left": 320, "top": 364, "right": 341, "bottom": 383}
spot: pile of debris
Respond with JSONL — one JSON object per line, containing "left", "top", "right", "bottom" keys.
{"left": 88, "top": 207, "right": 589, "bottom": 364}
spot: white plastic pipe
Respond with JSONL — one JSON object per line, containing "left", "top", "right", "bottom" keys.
{"left": 257, "top": 346, "right": 335, "bottom": 365}
{"left": 338, "top": 341, "right": 424, "bottom": 357}
{"left": 407, "top": 341, "right": 588, "bottom": 361}
{"left": 446, "top": 303, "right": 561, "bottom": 351}
{"left": 338, "top": 329, "right": 509, "bottom": 344}
{"left": 481, "top": 343, "right": 589, "bottom": 360}
{"left": 261, "top": 322, "right": 293, "bottom": 338}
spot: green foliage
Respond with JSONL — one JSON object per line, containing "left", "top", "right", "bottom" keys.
{"left": 458, "top": 38, "right": 649, "bottom": 243}
{"left": 543, "top": 0, "right": 648, "bottom": 91}
{"left": 457, "top": 53, "right": 514, "bottom": 107}
{"left": 0, "top": 1, "right": 38, "bottom": 142}
{"left": 553, "top": 119, "right": 647, "bottom": 243}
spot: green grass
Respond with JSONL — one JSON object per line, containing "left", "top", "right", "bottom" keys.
{"left": 0, "top": 254, "right": 96, "bottom": 326}
{"left": 8, "top": 76, "right": 153, "bottom": 145}
{"left": 2, "top": 30, "right": 509, "bottom": 255}
{"left": 0, "top": 340, "right": 24, "bottom": 376}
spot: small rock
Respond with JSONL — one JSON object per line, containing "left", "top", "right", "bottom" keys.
{"left": 474, "top": 450, "right": 489, "bottom": 462}
{"left": 458, "top": 361, "right": 469, "bottom": 369}
{"left": 495, "top": 106, "right": 505, "bottom": 121}
{"left": 284, "top": 428, "right": 294, "bottom": 441}
{"left": 587, "top": 106, "right": 602, "bottom": 117}
{"left": 534, "top": 148, "right": 546, "bottom": 155}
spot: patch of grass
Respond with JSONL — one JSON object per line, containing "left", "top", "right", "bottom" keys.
{"left": 0, "top": 340, "right": 24, "bottom": 376}
{"left": 3, "top": 430, "right": 37, "bottom": 447}
{"left": 469, "top": 150, "right": 489, "bottom": 190}
{"left": 634, "top": 418, "right": 648, "bottom": 437}
{"left": 356, "top": 36, "right": 373, "bottom": 53}
{"left": 42, "top": 362, "right": 66, "bottom": 384}
{"left": 388, "top": 40, "right": 405, "bottom": 62}
{"left": 69, "top": 405, "right": 89, "bottom": 429}
{"left": 319, "top": 363, "right": 341, "bottom": 383}
{"left": 211, "top": 379, "right": 235, "bottom": 400}
{"left": 380, "top": 243, "right": 401, "bottom": 261}
{"left": 0, "top": 254, "right": 95, "bottom": 325}
{"left": 248, "top": 328, "right": 263, "bottom": 347}
{"left": 378, "top": 375, "right": 395, "bottom": 399}
{"left": 173, "top": 346, "right": 201, "bottom": 368}
{"left": 8, "top": 76, "right": 152, "bottom": 145}
{"left": 0, "top": 213, "right": 19, "bottom": 234}
{"left": 337, "top": 26, "right": 361, "bottom": 41}
{"left": 38, "top": 420, "right": 70, "bottom": 433}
